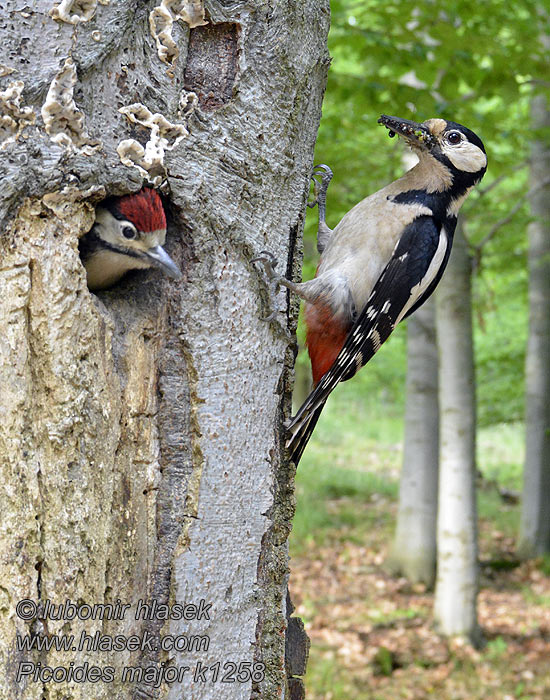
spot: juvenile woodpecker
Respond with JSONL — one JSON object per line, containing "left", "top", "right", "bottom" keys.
{"left": 255, "top": 115, "right": 487, "bottom": 465}
{"left": 79, "top": 187, "right": 182, "bottom": 290}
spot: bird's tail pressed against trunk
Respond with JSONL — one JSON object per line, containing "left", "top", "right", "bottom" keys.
{"left": 286, "top": 399, "right": 327, "bottom": 467}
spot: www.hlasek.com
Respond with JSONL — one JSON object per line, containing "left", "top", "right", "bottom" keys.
{"left": 15, "top": 598, "right": 265, "bottom": 687}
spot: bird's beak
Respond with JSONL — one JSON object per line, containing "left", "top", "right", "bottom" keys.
{"left": 144, "top": 245, "right": 182, "bottom": 280}
{"left": 378, "top": 115, "right": 434, "bottom": 150}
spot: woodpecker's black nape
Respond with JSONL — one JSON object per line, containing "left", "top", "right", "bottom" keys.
{"left": 443, "top": 120, "right": 486, "bottom": 154}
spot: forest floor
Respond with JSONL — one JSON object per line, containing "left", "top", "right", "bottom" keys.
{"left": 289, "top": 418, "right": 550, "bottom": 700}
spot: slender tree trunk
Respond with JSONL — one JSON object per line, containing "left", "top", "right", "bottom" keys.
{"left": 0, "top": 2, "right": 330, "bottom": 698}
{"left": 387, "top": 297, "right": 438, "bottom": 586}
{"left": 519, "top": 93, "right": 550, "bottom": 558}
{"left": 433, "top": 221, "right": 481, "bottom": 644}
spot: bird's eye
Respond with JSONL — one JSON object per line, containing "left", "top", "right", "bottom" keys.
{"left": 122, "top": 225, "right": 137, "bottom": 239}
{"left": 446, "top": 131, "right": 462, "bottom": 145}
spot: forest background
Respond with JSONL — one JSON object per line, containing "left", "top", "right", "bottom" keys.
{"left": 288, "top": 1, "right": 550, "bottom": 698}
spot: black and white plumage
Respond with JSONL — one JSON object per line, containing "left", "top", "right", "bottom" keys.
{"left": 254, "top": 115, "right": 487, "bottom": 465}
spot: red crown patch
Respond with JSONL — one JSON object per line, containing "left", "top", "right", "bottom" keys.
{"left": 115, "top": 188, "right": 166, "bottom": 232}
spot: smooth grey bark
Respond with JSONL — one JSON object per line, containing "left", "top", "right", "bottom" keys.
{"left": 433, "top": 221, "right": 481, "bottom": 644}
{"left": 519, "top": 93, "right": 550, "bottom": 558}
{"left": 0, "top": 2, "right": 330, "bottom": 699}
{"left": 387, "top": 297, "right": 438, "bottom": 587}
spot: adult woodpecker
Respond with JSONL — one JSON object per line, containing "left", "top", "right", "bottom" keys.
{"left": 79, "top": 187, "right": 182, "bottom": 290}
{"left": 254, "top": 115, "right": 487, "bottom": 465}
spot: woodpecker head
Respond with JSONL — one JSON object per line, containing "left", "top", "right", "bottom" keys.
{"left": 379, "top": 114, "right": 487, "bottom": 190}
{"left": 80, "top": 188, "right": 182, "bottom": 291}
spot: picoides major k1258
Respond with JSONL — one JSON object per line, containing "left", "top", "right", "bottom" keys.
{"left": 254, "top": 115, "right": 487, "bottom": 465}
{"left": 80, "top": 188, "right": 182, "bottom": 290}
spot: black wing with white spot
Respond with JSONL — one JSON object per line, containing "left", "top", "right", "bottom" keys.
{"left": 287, "top": 215, "right": 446, "bottom": 460}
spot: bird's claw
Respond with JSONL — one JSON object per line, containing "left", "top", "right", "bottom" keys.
{"left": 312, "top": 163, "right": 333, "bottom": 179}
{"left": 251, "top": 250, "right": 279, "bottom": 281}
{"left": 307, "top": 164, "right": 333, "bottom": 209}
{"left": 252, "top": 251, "right": 294, "bottom": 340}
{"left": 259, "top": 310, "right": 278, "bottom": 323}
{"left": 252, "top": 250, "right": 283, "bottom": 323}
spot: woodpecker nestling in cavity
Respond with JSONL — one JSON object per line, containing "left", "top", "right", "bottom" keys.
{"left": 254, "top": 115, "right": 487, "bottom": 465}
{"left": 79, "top": 188, "right": 182, "bottom": 290}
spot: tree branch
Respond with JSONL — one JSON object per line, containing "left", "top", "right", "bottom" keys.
{"left": 473, "top": 175, "right": 550, "bottom": 253}
{"left": 474, "top": 160, "right": 529, "bottom": 199}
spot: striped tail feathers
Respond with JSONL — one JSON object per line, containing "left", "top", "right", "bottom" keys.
{"left": 286, "top": 306, "right": 350, "bottom": 466}
{"left": 286, "top": 298, "right": 354, "bottom": 466}
{"left": 285, "top": 401, "right": 327, "bottom": 467}
{"left": 285, "top": 366, "right": 339, "bottom": 465}
{"left": 284, "top": 250, "right": 410, "bottom": 466}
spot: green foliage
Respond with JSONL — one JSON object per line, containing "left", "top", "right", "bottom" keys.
{"left": 477, "top": 422, "right": 525, "bottom": 489}
{"left": 373, "top": 646, "right": 396, "bottom": 676}
{"left": 291, "top": 461, "right": 397, "bottom": 552}
{"left": 475, "top": 299, "right": 527, "bottom": 426}
{"left": 290, "top": 403, "right": 401, "bottom": 553}
{"left": 301, "top": 655, "right": 356, "bottom": 699}
{"left": 536, "top": 555, "right": 550, "bottom": 577}
{"left": 477, "top": 490, "right": 520, "bottom": 538}
{"left": 290, "top": 406, "right": 524, "bottom": 556}
{"left": 485, "top": 636, "right": 508, "bottom": 660}
{"left": 368, "top": 606, "right": 421, "bottom": 625}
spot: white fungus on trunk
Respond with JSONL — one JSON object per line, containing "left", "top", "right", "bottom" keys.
{"left": 0, "top": 81, "right": 35, "bottom": 148}
{"left": 150, "top": 0, "right": 208, "bottom": 65}
{"left": 117, "top": 102, "right": 194, "bottom": 183}
{"left": 41, "top": 57, "right": 98, "bottom": 152}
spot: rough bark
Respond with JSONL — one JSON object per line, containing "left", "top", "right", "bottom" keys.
{"left": 518, "top": 93, "right": 550, "bottom": 559}
{"left": 387, "top": 297, "right": 438, "bottom": 587}
{"left": 0, "top": 2, "right": 330, "bottom": 698}
{"left": 433, "top": 221, "right": 481, "bottom": 644}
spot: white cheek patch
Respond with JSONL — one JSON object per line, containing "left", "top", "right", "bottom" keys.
{"left": 444, "top": 142, "right": 487, "bottom": 173}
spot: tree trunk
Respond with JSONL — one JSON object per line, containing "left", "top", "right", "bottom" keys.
{"left": 433, "top": 221, "right": 481, "bottom": 644}
{"left": 518, "top": 93, "right": 550, "bottom": 559}
{"left": 0, "top": 3, "right": 330, "bottom": 699}
{"left": 387, "top": 297, "right": 438, "bottom": 587}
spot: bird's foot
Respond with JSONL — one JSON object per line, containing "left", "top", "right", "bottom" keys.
{"left": 252, "top": 250, "right": 284, "bottom": 323}
{"left": 252, "top": 251, "right": 296, "bottom": 340}
{"left": 251, "top": 250, "right": 280, "bottom": 282}
{"left": 307, "top": 164, "right": 333, "bottom": 209}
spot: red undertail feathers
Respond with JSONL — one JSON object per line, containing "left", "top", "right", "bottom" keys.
{"left": 305, "top": 300, "right": 351, "bottom": 386}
